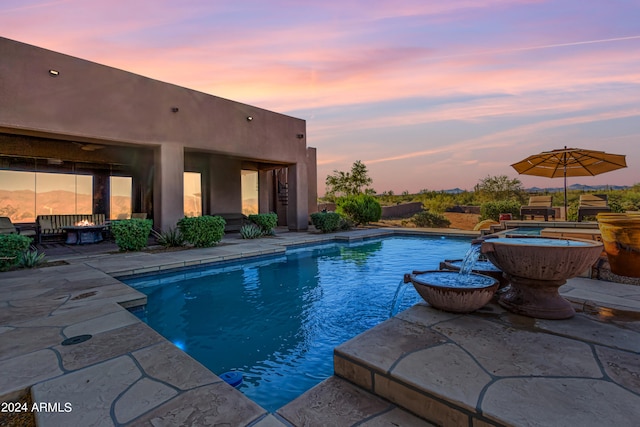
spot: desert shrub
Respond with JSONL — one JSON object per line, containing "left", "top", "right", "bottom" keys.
{"left": 248, "top": 213, "right": 278, "bottom": 236}
{"left": 177, "top": 215, "right": 225, "bottom": 247}
{"left": 156, "top": 227, "right": 185, "bottom": 247}
{"left": 336, "top": 194, "right": 382, "bottom": 226}
{"left": 240, "top": 223, "right": 264, "bottom": 239}
{"left": 479, "top": 200, "right": 521, "bottom": 222}
{"left": 310, "top": 211, "right": 342, "bottom": 233}
{"left": 111, "top": 219, "right": 153, "bottom": 251}
{"left": 18, "top": 249, "right": 46, "bottom": 268}
{"left": 411, "top": 211, "right": 451, "bottom": 228}
{"left": 0, "top": 234, "right": 32, "bottom": 271}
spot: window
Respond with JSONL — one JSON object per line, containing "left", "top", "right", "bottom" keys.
{"left": 0, "top": 170, "right": 92, "bottom": 222}
{"left": 241, "top": 170, "right": 258, "bottom": 216}
{"left": 110, "top": 176, "right": 132, "bottom": 220}
{"left": 184, "top": 172, "right": 202, "bottom": 217}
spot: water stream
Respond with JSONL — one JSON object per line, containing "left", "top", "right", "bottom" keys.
{"left": 389, "top": 278, "right": 410, "bottom": 317}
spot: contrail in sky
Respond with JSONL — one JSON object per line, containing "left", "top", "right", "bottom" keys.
{"left": 427, "top": 35, "right": 640, "bottom": 61}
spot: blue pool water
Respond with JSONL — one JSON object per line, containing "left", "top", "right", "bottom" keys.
{"left": 124, "top": 236, "right": 472, "bottom": 411}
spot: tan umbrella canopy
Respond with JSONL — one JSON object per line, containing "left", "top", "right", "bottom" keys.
{"left": 511, "top": 146, "right": 627, "bottom": 215}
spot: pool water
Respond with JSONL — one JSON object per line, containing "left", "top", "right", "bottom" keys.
{"left": 124, "top": 236, "right": 472, "bottom": 412}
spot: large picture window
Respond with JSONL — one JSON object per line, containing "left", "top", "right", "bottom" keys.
{"left": 0, "top": 170, "right": 92, "bottom": 222}
{"left": 110, "top": 176, "right": 132, "bottom": 219}
{"left": 241, "top": 170, "right": 258, "bottom": 216}
{"left": 184, "top": 172, "right": 202, "bottom": 217}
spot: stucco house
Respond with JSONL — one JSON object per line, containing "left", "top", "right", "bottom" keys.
{"left": 0, "top": 37, "right": 317, "bottom": 232}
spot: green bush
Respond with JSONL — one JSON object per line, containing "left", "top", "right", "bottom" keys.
{"left": 411, "top": 211, "right": 451, "bottom": 228}
{"left": 0, "top": 234, "right": 32, "bottom": 271}
{"left": 156, "top": 227, "right": 185, "bottom": 248}
{"left": 479, "top": 200, "right": 521, "bottom": 222}
{"left": 240, "top": 223, "right": 264, "bottom": 239}
{"left": 177, "top": 215, "right": 225, "bottom": 247}
{"left": 111, "top": 219, "right": 153, "bottom": 251}
{"left": 336, "top": 194, "right": 382, "bottom": 226}
{"left": 310, "top": 211, "right": 342, "bottom": 233}
{"left": 248, "top": 213, "right": 278, "bottom": 236}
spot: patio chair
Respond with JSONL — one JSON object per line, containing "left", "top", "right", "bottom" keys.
{"left": 0, "top": 217, "right": 37, "bottom": 237}
{"left": 520, "top": 196, "right": 555, "bottom": 221}
{"left": 578, "top": 194, "right": 610, "bottom": 222}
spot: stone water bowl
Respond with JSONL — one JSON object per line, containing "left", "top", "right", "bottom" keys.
{"left": 407, "top": 270, "right": 499, "bottom": 313}
{"left": 480, "top": 237, "right": 603, "bottom": 320}
{"left": 439, "top": 259, "right": 509, "bottom": 290}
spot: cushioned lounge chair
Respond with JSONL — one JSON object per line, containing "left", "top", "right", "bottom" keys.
{"left": 578, "top": 194, "right": 610, "bottom": 222}
{"left": 520, "top": 196, "right": 555, "bottom": 221}
{"left": 0, "top": 217, "right": 37, "bottom": 237}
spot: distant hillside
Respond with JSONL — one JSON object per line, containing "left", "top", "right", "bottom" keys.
{"left": 436, "top": 184, "right": 631, "bottom": 193}
{"left": 526, "top": 184, "right": 630, "bottom": 193}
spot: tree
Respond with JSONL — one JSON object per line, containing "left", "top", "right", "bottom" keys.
{"left": 474, "top": 175, "right": 526, "bottom": 203}
{"left": 325, "top": 160, "right": 373, "bottom": 198}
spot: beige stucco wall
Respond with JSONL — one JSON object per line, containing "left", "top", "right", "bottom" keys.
{"left": 0, "top": 37, "right": 316, "bottom": 231}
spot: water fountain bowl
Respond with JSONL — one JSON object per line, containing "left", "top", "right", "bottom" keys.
{"left": 439, "top": 259, "right": 509, "bottom": 289}
{"left": 409, "top": 270, "right": 499, "bottom": 313}
{"left": 480, "top": 237, "right": 604, "bottom": 319}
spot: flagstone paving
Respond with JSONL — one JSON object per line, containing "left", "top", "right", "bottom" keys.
{"left": 1, "top": 228, "right": 639, "bottom": 426}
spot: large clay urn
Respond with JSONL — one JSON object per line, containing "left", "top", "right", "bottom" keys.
{"left": 480, "top": 237, "right": 603, "bottom": 320}
{"left": 597, "top": 213, "right": 640, "bottom": 278}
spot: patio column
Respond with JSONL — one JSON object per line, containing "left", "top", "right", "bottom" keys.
{"left": 287, "top": 162, "right": 309, "bottom": 231}
{"left": 258, "top": 170, "right": 270, "bottom": 213}
{"left": 208, "top": 156, "right": 242, "bottom": 213}
{"left": 154, "top": 143, "right": 184, "bottom": 231}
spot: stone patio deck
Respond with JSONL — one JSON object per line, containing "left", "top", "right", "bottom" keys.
{"left": 1, "top": 227, "right": 639, "bottom": 426}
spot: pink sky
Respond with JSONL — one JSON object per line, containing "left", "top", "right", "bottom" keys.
{"left": 2, "top": 0, "right": 639, "bottom": 194}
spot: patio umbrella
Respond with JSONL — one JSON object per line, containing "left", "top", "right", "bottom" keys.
{"left": 511, "top": 146, "right": 627, "bottom": 216}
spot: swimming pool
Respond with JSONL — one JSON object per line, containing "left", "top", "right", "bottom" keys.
{"left": 124, "top": 235, "right": 472, "bottom": 411}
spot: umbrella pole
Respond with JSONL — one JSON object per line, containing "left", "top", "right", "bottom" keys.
{"left": 564, "top": 171, "right": 567, "bottom": 220}
{"left": 563, "top": 147, "right": 568, "bottom": 220}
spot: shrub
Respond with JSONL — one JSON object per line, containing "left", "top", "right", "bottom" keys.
{"left": 156, "top": 227, "right": 185, "bottom": 247}
{"left": 177, "top": 215, "right": 225, "bottom": 247}
{"left": 310, "top": 211, "right": 342, "bottom": 233}
{"left": 111, "top": 219, "right": 153, "bottom": 251}
{"left": 479, "top": 200, "right": 521, "bottom": 222}
{"left": 248, "top": 213, "right": 278, "bottom": 236}
{"left": 0, "top": 234, "right": 32, "bottom": 271}
{"left": 240, "top": 223, "right": 264, "bottom": 239}
{"left": 19, "top": 249, "right": 46, "bottom": 268}
{"left": 336, "top": 194, "right": 382, "bottom": 226}
{"left": 411, "top": 211, "right": 451, "bottom": 228}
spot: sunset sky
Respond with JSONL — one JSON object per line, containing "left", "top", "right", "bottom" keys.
{"left": 2, "top": 0, "right": 639, "bottom": 194}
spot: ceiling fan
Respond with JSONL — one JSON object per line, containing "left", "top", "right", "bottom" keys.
{"left": 72, "top": 142, "right": 105, "bottom": 151}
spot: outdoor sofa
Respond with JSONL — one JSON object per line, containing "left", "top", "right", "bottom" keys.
{"left": 36, "top": 214, "right": 106, "bottom": 243}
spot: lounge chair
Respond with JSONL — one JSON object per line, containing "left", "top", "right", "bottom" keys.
{"left": 578, "top": 194, "right": 610, "bottom": 222}
{"left": 0, "top": 217, "right": 37, "bottom": 237}
{"left": 520, "top": 196, "right": 555, "bottom": 221}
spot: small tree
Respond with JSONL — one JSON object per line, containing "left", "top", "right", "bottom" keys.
{"left": 325, "top": 160, "right": 373, "bottom": 198}
{"left": 475, "top": 175, "right": 526, "bottom": 203}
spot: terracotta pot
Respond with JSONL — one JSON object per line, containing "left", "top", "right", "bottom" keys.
{"left": 597, "top": 213, "right": 640, "bottom": 278}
